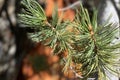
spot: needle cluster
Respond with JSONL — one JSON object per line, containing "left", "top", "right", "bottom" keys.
{"left": 18, "top": 0, "right": 120, "bottom": 79}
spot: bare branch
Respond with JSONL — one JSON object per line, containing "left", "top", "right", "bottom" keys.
{"left": 58, "top": 1, "right": 81, "bottom": 11}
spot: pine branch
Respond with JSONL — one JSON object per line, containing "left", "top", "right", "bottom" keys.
{"left": 18, "top": 0, "right": 47, "bottom": 27}
{"left": 74, "top": 4, "right": 120, "bottom": 80}
{"left": 18, "top": 0, "right": 120, "bottom": 80}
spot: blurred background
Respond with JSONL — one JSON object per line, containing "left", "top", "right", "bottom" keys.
{"left": 0, "top": 0, "right": 120, "bottom": 80}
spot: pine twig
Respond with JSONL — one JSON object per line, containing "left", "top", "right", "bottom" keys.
{"left": 45, "top": 21, "right": 55, "bottom": 30}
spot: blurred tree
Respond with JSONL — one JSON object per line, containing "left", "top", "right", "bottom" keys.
{"left": 0, "top": 0, "right": 32, "bottom": 80}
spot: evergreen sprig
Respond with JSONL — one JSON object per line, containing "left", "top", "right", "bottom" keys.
{"left": 18, "top": 0, "right": 46, "bottom": 27}
{"left": 18, "top": 0, "right": 120, "bottom": 80}
{"left": 74, "top": 4, "right": 120, "bottom": 80}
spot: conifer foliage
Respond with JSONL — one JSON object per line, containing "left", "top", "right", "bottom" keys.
{"left": 19, "top": 0, "right": 120, "bottom": 79}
